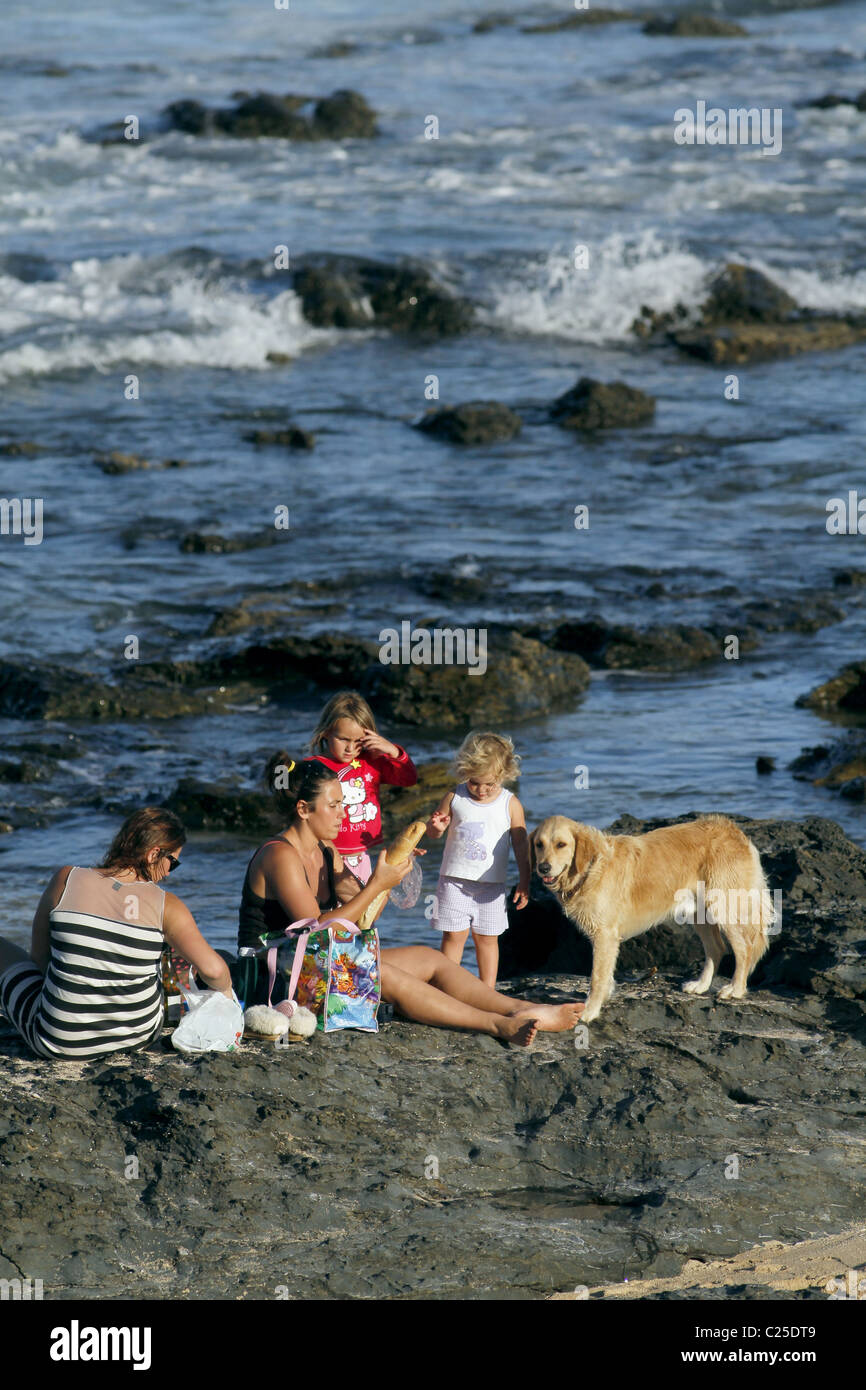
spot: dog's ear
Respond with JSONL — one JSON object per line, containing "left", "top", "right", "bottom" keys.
{"left": 527, "top": 826, "right": 537, "bottom": 878}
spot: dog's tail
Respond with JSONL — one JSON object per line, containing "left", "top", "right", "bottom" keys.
{"left": 746, "top": 842, "right": 776, "bottom": 971}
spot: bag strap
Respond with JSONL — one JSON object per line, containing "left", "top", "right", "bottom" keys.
{"left": 265, "top": 915, "right": 363, "bottom": 1009}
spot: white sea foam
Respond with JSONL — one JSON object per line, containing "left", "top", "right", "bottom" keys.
{"left": 481, "top": 230, "right": 709, "bottom": 343}
{"left": 0, "top": 252, "right": 344, "bottom": 382}
{"left": 481, "top": 229, "right": 866, "bottom": 343}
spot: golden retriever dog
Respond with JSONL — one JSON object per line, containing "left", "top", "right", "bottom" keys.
{"left": 530, "top": 815, "right": 775, "bottom": 1022}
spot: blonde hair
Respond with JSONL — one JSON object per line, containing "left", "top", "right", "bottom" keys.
{"left": 454, "top": 730, "right": 520, "bottom": 785}
{"left": 309, "top": 690, "right": 378, "bottom": 754}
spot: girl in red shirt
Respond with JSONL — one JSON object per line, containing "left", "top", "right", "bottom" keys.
{"left": 307, "top": 691, "right": 417, "bottom": 884}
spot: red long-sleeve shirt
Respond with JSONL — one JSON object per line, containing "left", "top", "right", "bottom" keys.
{"left": 307, "top": 746, "right": 417, "bottom": 853}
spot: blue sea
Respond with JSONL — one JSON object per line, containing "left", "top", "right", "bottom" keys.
{"left": 1, "top": 0, "right": 865, "bottom": 949}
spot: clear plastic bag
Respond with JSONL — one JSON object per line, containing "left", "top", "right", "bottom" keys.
{"left": 389, "top": 857, "right": 422, "bottom": 910}
{"left": 171, "top": 974, "right": 244, "bottom": 1054}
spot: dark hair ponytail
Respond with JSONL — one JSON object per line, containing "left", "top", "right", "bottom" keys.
{"left": 101, "top": 807, "right": 187, "bottom": 883}
{"left": 264, "top": 753, "right": 337, "bottom": 821}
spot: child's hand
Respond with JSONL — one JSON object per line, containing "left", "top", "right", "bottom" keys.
{"left": 513, "top": 887, "right": 529, "bottom": 910}
{"left": 427, "top": 811, "right": 451, "bottom": 837}
{"left": 360, "top": 731, "right": 400, "bottom": 760}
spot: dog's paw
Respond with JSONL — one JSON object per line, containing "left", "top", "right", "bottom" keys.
{"left": 682, "top": 979, "right": 710, "bottom": 995}
{"left": 582, "top": 999, "right": 602, "bottom": 1024}
{"left": 717, "top": 983, "right": 745, "bottom": 1002}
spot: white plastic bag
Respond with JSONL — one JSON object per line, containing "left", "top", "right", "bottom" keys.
{"left": 389, "top": 857, "right": 422, "bottom": 910}
{"left": 172, "top": 974, "right": 244, "bottom": 1054}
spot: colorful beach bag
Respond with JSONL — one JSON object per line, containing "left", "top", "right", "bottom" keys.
{"left": 264, "top": 916, "right": 382, "bottom": 1034}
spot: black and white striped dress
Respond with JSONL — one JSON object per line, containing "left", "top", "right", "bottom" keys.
{"left": 0, "top": 867, "right": 165, "bottom": 1058}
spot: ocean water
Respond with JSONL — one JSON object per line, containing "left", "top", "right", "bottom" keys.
{"left": 1, "top": 0, "right": 866, "bottom": 950}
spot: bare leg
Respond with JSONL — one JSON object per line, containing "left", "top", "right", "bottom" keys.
{"left": 381, "top": 961, "right": 538, "bottom": 1045}
{"left": 439, "top": 928, "right": 469, "bottom": 967}
{"left": 472, "top": 932, "right": 499, "bottom": 989}
{"left": 382, "top": 945, "right": 583, "bottom": 1030}
{"left": 0, "top": 938, "right": 34, "bottom": 975}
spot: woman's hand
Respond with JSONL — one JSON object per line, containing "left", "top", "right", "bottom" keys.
{"left": 371, "top": 849, "right": 418, "bottom": 891}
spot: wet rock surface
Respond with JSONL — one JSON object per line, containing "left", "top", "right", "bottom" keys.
{"left": 1, "top": 811, "right": 862, "bottom": 1299}
{"left": 545, "top": 619, "right": 724, "bottom": 670}
{"left": 162, "top": 89, "right": 379, "bottom": 141}
{"left": 550, "top": 376, "right": 656, "bottom": 430}
{"left": 643, "top": 12, "right": 747, "bottom": 36}
{"left": 797, "top": 660, "right": 866, "bottom": 717}
{"left": 790, "top": 735, "right": 866, "bottom": 802}
{"left": 291, "top": 255, "right": 474, "bottom": 337}
{"left": 414, "top": 401, "right": 522, "bottom": 445}
{"left": 359, "top": 628, "right": 591, "bottom": 728}
{"left": 633, "top": 262, "right": 866, "bottom": 364}
{"left": 243, "top": 426, "right": 315, "bottom": 450}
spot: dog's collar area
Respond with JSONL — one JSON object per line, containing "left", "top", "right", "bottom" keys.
{"left": 572, "top": 854, "right": 598, "bottom": 893}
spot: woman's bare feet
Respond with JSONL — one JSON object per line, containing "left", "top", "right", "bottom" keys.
{"left": 494, "top": 1015, "right": 539, "bottom": 1046}
{"left": 512, "top": 1001, "right": 585, "bottom": 1031}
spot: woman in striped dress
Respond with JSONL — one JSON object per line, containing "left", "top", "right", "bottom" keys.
{"left": 0, "top": 807, "right": 231, "bottom": 1059}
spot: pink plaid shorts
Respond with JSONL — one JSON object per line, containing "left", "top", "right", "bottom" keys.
{"left": 433, "top": 876, "right": 509, "bottom": 937}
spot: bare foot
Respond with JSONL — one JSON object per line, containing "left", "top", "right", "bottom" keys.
{"left": 495, "top": 1015, "right": 539, "bottom": 1046}
{"left": 512, "top": 1001, "right": 585, "bottom": 1031}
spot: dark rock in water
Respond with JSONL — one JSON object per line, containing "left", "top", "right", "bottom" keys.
{"left": 0, "top": 816, "right": 862, "bottom": 1299}
{"left": 521, "top": 9, "right": 640, "bottom": 32}
{"left": 806, "top": 90, "right": 866, "bottom": 110}
{"left": 790, "top": 734, "right": 866, "bottom": 800}
{"left": 310, "top": 40, "right": 359, "bottom": 58}
{"left": 163, "top": 98, "right": 212, "bottom": 134}
{"left": 312, "top": 89, "right": 379, "bottom": 139}
{"left": 141, "top": 632, "right": 376, "bottom": 697}
{"left": 797, "top": 660, "right": 866, "bottom": 716}
{"left": 95, "top": 451, "right": 191, "bottom": 475}
{"left": 643, "top": 12, "right": 747, "bottom": 36}
{"left": 672, "top": 317, "right": 866, "bottom": 364}
{"left": 205, "top": 593, "right": 346, "bottom": 637}
{"left": 635, "top": 261, "right": 866, "bottom": 364}
{"left": 163, "top": 89, "right": 379, "bottom": 141}
{"left": 291, "top": 265, "right": 373, "bottom": 329}
{"left": 179, "top": 531, "right": 284, "bottom": 555}
{"left": 243, "top": 426, "right": 315, "bottom": 449}
{"left": 95, "top": 449, "right": 150, "bottom": 474}
{"left": 420, "top": 560, "right": 490, "bottom": 602}
{"left": 0, "top": 661, "right": 248, "bottom": 723}
{"left": 701, "top": 264, "right": 798, "bottom": 325}
{"left": 165, "top": 779, "right": 278, "bottom": 834}
{"left": 472, "top": 13, "right": 516, "bottom": 32}
{"left": 292, "top": 255, "right": 473, "bottom": 337}
{"left": 415, "top": 401, "right": 522, "bottom": 445}
{"left": 548, "top": 618, "right": 720, "bottom": 670}
{"left": 360, "top": 628, "right": 591, "bottom": 728}
{"left": 833, "top": 568, "right": 866, "bottom": 588}
{"left": 0, "top": 758, "right": 51, "bottom": 784}
{"left": 216, "top": 93, "right": 313, "bottom": 139}
{"left": 550, "top": 377, "right": 656, "bottom": 430}
{"left": 739, "top": 593, "right": 844, "bottom": 635}
{"left": 756, "top": 756, "right": 775, "bottom": 774}
{"left": 0, "top": 440, "right": 41, "bottom": 456}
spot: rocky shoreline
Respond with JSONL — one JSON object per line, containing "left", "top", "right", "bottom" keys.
{"left": 0, "top": 812, "right": 862, "bottom": 1300}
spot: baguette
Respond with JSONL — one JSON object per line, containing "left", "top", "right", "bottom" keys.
{"left": 357, "top": 819, "right": 426, "bottom": 931}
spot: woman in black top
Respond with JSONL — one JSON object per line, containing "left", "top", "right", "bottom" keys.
{"left": 241, "top": 757, "right": 583, "bottom": 1044}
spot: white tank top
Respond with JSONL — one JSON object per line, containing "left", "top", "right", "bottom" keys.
{"left": 440, "top": 784, "right": 513, "bottom": 884}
